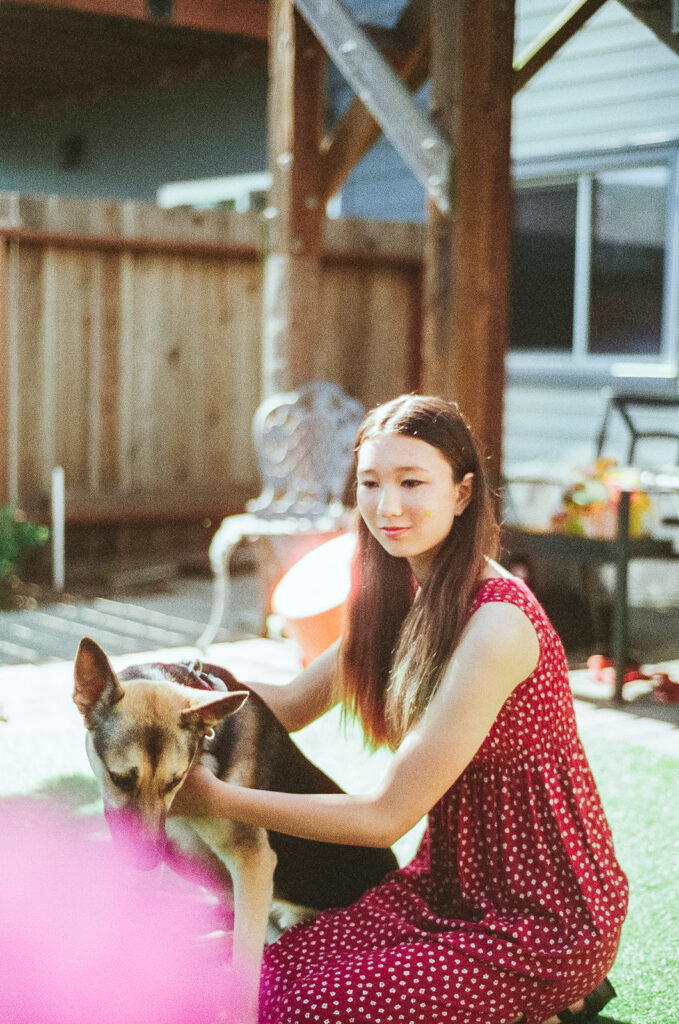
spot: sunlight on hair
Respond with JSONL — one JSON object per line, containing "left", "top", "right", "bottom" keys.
{"left": 0, "top": 806, "right": 236, "bottom": 1024}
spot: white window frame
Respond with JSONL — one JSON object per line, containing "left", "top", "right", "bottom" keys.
{"left": 508, "top": 142, "right": 679, "bottom": 387}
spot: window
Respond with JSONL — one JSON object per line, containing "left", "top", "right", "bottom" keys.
{"left": 511, "top": 184, "right": 577, "bottom": 352}
{"left": 589, "top": 167, "right": 667, "bottom": 357}
{"left": 509, "top": 149, "right": 677, "bottom": 375}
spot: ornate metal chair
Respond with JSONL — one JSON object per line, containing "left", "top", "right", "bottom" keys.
{"left": 197, "top": 380, "right": 364, "bottom": 648}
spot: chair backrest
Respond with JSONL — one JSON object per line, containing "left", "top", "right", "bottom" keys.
{"left": 246, "top": 381, "right": 365, "bottom": 520}
{"left": 596, "top": 389, "right": 679, "bottom": 466}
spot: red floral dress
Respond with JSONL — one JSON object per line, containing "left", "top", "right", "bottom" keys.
{"left": 259, "top": 577, "right": 629, "bottom": 1024}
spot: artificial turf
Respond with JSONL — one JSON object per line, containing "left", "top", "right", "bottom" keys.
{"left": 580, "top": 736, "right": 679, "bottom": 1024}
{"left": 294, "top": 701, "right": 679, "bottom": 1023}
{"left": 1, "top": 675, "right": 676, "bottom": 1023}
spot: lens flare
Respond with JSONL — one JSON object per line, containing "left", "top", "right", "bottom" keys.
{"left": 0, "top": 804, "right": 236, "bottom": 1024}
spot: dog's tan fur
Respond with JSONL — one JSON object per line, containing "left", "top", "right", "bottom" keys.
{"left": 73, "top": 637, "right": 397, "bottom": 1023}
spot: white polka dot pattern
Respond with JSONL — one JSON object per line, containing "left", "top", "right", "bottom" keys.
{"left": 259, "top": 578, "right": 629, "bottom": 1024}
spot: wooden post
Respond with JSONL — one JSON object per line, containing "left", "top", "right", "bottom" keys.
{"left": 422, "top": 0, "right": 515, "bottom": 488}
{"left": 262, "top": 0, "right": 325, "bottom": 396}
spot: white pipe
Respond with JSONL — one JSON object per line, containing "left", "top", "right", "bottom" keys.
{"left": 51, "top": 466, "right": 65, "bottom": 591}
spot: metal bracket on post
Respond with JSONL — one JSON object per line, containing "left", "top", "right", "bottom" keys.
{"left": 293, "top": 0, "right": 450, "bottom": 214}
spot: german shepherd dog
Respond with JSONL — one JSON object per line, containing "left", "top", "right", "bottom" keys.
{"left": 73, "top": 638, "right": 397, "bottom": 1022}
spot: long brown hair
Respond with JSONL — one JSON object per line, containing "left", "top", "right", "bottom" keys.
{"left": 337, "top": 395, "right": 499, "bottom": 749}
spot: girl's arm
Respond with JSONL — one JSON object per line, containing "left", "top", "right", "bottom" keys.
{"left": 176, "top": 603, "right": 539, "bottom": 848}
{"left": 238, "top": 640, "right": 340, "bottom": 733}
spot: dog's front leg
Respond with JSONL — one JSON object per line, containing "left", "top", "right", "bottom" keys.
{"left": 224, "top": 829, "right": 277, "bottom": 1024}
{"left": 188, "top": 820, "right": 276, "bottom": 1024}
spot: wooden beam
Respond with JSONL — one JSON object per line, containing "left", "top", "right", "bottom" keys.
{"left": 513, "top": 0, "right": 608, "bottom": 93}
{"left": 319, "top": 0, "right": 609, "bottom": 201}
{"left": 174, "top": 0, "right": 269, "bottom": 38}
{"left": 0, "top": 227, "right": 259, "bottom": 260}
{"left": 422, "top": 0, "right": 515, "bottom": 489}
{"left": 261, "top": 0, "right": 325, "bottom": 395}
{"left": 319, "top": 25, "right": 430, "bottom": 203}
{"left": 390, "top": 0, "right": 430, "bottom": 52}
{"left": 0, "top": 0, "right": 148, "bottom": 15}
{"left": 318, "top": 0, "right": 432, "bottom": 202}
{"left": 0, "top": 0, "right": 270, "bottom": 39}
{"left": 617, "top": 0, "right": 679, "bottom": 59}
{"left": 295, "top": 0, "right": 449, "bottom": 213}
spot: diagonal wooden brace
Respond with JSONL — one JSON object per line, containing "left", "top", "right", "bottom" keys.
{"left": 293, "top": 0, "right": 450, "bottom": 214}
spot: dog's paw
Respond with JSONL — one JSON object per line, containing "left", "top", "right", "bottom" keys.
{"left": 268, "top": 898, "right": 318, "bottom": 940}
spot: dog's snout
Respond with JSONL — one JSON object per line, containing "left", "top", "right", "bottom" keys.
{"left": 104, "top": 806, "right": 168, "bottom": 871}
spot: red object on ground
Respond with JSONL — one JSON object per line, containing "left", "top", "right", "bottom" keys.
{"left": 587, "top": 654, "right": 650, "bottom": 685}
{"left": 652, "top": 673, "right": 679, "bottom": 704}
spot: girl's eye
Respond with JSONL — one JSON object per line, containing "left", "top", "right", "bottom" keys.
{"left": 358, "top": 479, "right": 378, "bottom": 489}
{"left": 402, "top": 479, "right": 424, "bottom": 488}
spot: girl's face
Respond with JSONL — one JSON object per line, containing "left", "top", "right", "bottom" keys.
{"left": 356, "top": 434, "right": 473, "bottom": 581}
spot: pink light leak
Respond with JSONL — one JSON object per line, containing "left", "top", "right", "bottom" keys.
{"left": 0, "top": 806, "right": 236, "bottom": 1024}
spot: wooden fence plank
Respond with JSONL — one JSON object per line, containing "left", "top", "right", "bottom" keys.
{"left": 93, "top": 251, "right": 121, "bottom": 491}
{"left": 4, "top": 241, "right": 19, "bottom": 504}
{"left": 118, "top": 250, "right": 135, "bottom": 494}
{"left": 16, "top": 245, "right": 44, "bottom": 501}
{"left": 0, "top": 238, "right": 7, "bottom": 503}
{"left": 320, "top": 264, "right": 414, "bottom": 408}
{"left": 0, "top": 195, "right": 424, "bottom": 519}
{"left": 41, "top": 249, "right": 58, "bottom": 485}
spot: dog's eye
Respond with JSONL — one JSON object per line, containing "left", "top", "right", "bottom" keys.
{"left": 163, "top": 775, "right": 183, "bottom": 795}
{"left": 109, "top": 770, "right": 138, "bottom": 792}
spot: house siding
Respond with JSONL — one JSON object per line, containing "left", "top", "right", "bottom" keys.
{"left": 513, "top": 0, "right": 679, "bottom": 160}
{"left": 503, "top": 384, "right": 606, "bottom": 474}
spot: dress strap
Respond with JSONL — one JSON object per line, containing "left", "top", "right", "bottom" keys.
{"left": 470, "top": 575, "right": 552, "bottom": 647}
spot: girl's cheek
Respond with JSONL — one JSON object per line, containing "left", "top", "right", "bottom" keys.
{"left": 357, "top": 498, "right": 375, "bottom": 522}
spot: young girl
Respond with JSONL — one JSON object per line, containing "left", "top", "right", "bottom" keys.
{"left": 175, "top": 394, "right": 628, "bottom": 1024}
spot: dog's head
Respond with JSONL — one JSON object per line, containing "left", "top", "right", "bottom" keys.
{"left": 73, "top": 637, "right": 248, "bottom": 870}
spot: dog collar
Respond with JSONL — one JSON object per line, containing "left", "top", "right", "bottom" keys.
{"left": 183, "top": 660, "right": 225, "bottom": 692}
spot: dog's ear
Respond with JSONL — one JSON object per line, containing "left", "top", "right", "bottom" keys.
{"left": 73, "top": 637, "right": 124, "bottom": 720}
{"left": 180, "top": 690, "right": 249, "bottom": 731}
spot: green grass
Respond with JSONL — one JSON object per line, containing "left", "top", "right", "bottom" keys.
{"left": 581, "top": 737, "right": 679, "bottom": 1024}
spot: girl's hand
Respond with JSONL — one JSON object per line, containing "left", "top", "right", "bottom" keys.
{"left": 170, "top": 763, "right": 218, "bottom": 817}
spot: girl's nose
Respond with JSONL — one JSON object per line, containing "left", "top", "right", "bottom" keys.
{"left": 378, "top": 487, "right": 401, "bottom": 517}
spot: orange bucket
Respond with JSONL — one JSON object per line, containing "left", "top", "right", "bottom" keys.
{"left": 271, "top": 532, "right": 356, "bottom": 667}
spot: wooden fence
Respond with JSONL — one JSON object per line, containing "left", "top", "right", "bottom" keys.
{"left": 0, "top": 193, "right": 424, "bottom": 524}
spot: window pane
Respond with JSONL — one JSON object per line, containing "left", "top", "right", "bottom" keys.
{"left": 589, "top": 165, "right": 667, "bottom": 356}
{"left": 510, "top": 184, "right": 577, "bottom": 351}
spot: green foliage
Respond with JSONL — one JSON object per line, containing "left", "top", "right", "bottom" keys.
{"left": 0, "top": 504, "right": 49, "bottom": 583}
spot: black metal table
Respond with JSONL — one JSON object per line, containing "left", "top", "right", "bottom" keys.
{"left": 502, "top": 490, "right": 678, "bottom": 701}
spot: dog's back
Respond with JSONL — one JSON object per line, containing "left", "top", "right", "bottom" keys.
{"left": 119, "top": 660, "right": 398, "bottom": 910}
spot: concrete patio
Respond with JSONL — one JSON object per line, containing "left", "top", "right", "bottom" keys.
{"left": 0, "top": 568, "right": 676, "bottom": 813}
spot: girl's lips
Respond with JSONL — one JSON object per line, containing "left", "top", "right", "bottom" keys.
{"left": 381, "top": 526, "right": 410, "bottom": 538}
